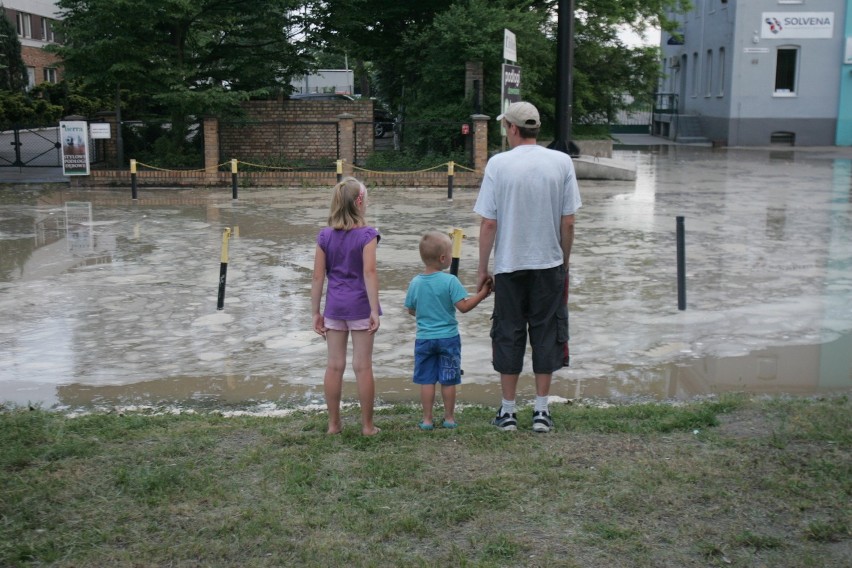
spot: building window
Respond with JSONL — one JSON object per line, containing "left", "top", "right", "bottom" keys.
{"left": 26, "top": 67, "right": 36, "bottom": 90}
{"left": 692, "top": 52, "right": 699, "bottom": 97}
{"left": 16, "top": 13, "right": 32, "bottom": 38}
{"left": 41, "top": 19, "right": 56, "bottom": 42}
{"left": 705, "top": 50, "right": 713, "bottom": 96}
{"left": 718, "top": 47, "right": 726, "bottom": 96}
{"left": 774, "top": 47, "right": 798, "bottom": 95}
{"left": 43, "top": 68, "right": 58, "bottom": 84}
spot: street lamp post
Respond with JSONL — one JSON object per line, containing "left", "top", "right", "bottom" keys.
{"left": 548, "top": 0, "right": 580, "bottom": 157}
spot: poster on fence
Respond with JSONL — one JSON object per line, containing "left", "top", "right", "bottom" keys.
{"left": 60, "top": 121, "right": 90, "bottom": 176}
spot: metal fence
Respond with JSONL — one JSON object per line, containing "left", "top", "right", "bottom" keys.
{"left": 0, "top": 124, "right": 62, "bottom": 167}
{"left": 122, "top": 118, "right": 205, "bottom": 169}
{"left": 356, "top": 120, "right": 474, "bottom": 169}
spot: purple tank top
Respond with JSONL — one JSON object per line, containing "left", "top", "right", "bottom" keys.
{"left": 317, "top": 226, "right": 381, "bottom": 319}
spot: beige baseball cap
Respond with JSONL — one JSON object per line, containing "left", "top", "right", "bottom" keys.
{"left": 497, "top": 101, "right": 541, "bottom": 128}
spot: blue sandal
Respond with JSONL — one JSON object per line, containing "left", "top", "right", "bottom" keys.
{"left": 442, "top": 420, "right": 458, "bottom": 429}
{"left": 418, "top": 422, "right": 434, "bottom": 431}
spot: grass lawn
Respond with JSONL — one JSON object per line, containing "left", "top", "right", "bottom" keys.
{"left": 1, "top": 395, "right": 849, "bottom": 567}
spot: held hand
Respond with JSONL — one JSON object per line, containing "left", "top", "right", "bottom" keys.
{"left": 368, "top": 311, "right": 380, "bottom": 334}
{"left": 483, "top": 276, "right": 494, "bottom": 297}
{"left": 477, "top": 271, "right": 492, "bottom": 294}
{"left": 312, "top": 313, "right": 327, "bottom": 338}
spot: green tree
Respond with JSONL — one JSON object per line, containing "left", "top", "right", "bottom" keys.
{"left": 0, "top": 6, "right": 26, "bottom": 92}
{"left": 318, "top": 0, "right": 690, "bottom": 135}
{"left": 397, "top": 0, "right": 553, "bottom": 146}
{"left": 53, "top": 0, "right": 321, "bottom": 165}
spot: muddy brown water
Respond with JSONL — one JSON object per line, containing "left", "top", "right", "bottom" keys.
{"left": 1, "top": 146, "right": 850, "bottom": 410}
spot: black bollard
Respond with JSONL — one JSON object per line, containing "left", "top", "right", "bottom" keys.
{"left": 130, "top": 159, "right": 138, "bottom": 200}
{"left": 449, "top": 227, "right": 463, "bottom": 276}
{"left": 217, "top": 228, "right": 232, "bottom": 310}
{"left": 447, "top": 161, "right": 455, "bottom": 201}
{"left": 231, "top": 159, "right": 238, "bottom": 200}
{"left": 677, "top": 216, "right": 686, "bottom": 310}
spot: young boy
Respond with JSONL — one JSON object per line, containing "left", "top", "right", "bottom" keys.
{"left": 405, "top": 231, "right": 492, "bottom": 430}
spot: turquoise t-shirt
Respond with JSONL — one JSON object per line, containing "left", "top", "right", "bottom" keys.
{"left": 404, "top": 272, "right": 469, "bottom": 339}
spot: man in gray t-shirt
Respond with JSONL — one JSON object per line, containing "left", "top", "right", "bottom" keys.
{"left": 473, "top": 101, "right": 582, "bottom": 433}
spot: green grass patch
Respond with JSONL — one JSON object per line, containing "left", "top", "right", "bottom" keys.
{"left": 1, "top": 396, "right": 848, "bottom": 566}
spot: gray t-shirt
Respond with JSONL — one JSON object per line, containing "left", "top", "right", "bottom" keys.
{"left": 473, "top": 144, "right": 582, "bottom": 274}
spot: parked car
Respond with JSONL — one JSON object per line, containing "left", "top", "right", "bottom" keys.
{"left": 289, "top": 93, "right": 395, "bottom": 138}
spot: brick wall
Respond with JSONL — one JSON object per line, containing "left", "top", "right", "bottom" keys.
{"left": 76, "top": 114, "right": 491, "bottom": 189}
{"left": 218, "top": 100, "right": 374, "bottom": 166}
{"left": 80, "top": 168, "right": 482, "bottom": 189}
{"left": 21, "top": 46, "right": 62, "bottom": 78}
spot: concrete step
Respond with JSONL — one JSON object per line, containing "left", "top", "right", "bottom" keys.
{"left": 675, "top": 136, "right": 711, "bottom": 144}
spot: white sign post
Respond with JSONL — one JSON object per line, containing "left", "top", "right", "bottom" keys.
{"left": 90, "top": 123, "right": 111, "bottom": 139}
{"left": 503, "top": 29, "right": 517, "bottom": 63}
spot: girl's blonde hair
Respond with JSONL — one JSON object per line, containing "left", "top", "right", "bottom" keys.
{"left": 328, "top": 177, "right": 367, "bottom": 229}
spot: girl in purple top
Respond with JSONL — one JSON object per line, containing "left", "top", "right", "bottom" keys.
{"left": 311, "top": 177, "right": 381, "bottom": 436}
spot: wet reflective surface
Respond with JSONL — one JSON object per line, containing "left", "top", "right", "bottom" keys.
{"left": 1, "top": 145, "right": 851, "bottom": 410}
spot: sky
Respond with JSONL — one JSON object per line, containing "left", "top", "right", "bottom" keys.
{"left": 618, "top": 25, "right": 662, "bottom": 48}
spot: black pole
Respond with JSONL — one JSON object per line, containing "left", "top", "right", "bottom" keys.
{"left": 217, "top": 228, "right": 232, "bottom": 310}
{"left": 677, "top": 216, "right": 686, "bottom": 310}
{"left": 449, "top": 228, "right": 463, "bottom": 277}
{"left": 231, "top": 159, "right": 238, "bottom": 200}
{"left": 447, "top": 161, "right": 454, "bottom": 201}
{"left": 547, "top": 0, "right": 580, "bottom": 157}
{"left": 130, "top": 159, "right": 138, "bottom": 200}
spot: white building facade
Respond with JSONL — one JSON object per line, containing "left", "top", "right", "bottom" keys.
{"left": 657, "top": 0, "right": 852, "bottom": 146}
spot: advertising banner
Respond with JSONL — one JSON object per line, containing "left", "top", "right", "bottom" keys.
{"left": 761, "top": 12, "right": 834, "bottom": 39}
{"left": 500, "top": 64, "right": 521, "bottom": 136}
{"left": 60, "top": 121, "right": 90, "bottom": 176}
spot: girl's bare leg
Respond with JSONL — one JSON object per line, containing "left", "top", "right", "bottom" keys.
{"left": 441, "top": 384, "right": 456, "bottom": 424}
{"left": 420, "top": 384, "right": 436, "bottom": 426}
{"left": 351, "top": 330, "right": 379, "bottom": 435}
{"left": 324, "top": 330, "right": 348, "bottom": 434}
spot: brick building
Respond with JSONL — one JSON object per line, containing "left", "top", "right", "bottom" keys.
{"left": 3, "top": 0, "right": 62, "bottom": 90}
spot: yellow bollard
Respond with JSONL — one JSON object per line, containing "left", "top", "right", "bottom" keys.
{"left": 217, "top": 228, "right": 232, "bottom": 310}
{"left": 449, "top": 227, "right": 464, "bottom": 276}
{"left": 336, "top": 159, "right": 343, "bottom": 182}
{"left": 130, "top": 158, "right": 138, "bottom": 199}
{"left": 231, "top": 158, "right": 238, "bottom": 200}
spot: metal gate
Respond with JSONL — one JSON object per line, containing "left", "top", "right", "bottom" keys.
{"left": 0, "top": 125, "right": 62, "bottom": 167}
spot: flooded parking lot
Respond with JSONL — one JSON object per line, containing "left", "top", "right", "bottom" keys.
{"left": 1, "top": 144, "right": 851, "bottom": 410}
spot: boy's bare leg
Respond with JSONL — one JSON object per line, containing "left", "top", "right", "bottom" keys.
{"left": 352, "top": 330, "right": 379, "bottom": 436}
{"left": 420, "top": 384, "right": 436, "bottom": 426}
{"left": 441, "top": 384, "right": 456, "bottom": 424}
{"left": 324, "top": 330, "right": 348, "bottom": 434}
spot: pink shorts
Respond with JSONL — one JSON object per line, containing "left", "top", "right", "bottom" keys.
{"left": 324, "top": 317, "right": 372, "bottom": 331}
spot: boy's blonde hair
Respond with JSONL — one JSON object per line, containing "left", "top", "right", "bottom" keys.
{"left": 419, "top": 231, "right": 451, "bottom": 265}
{"left": 328, "top": 177, "right": 367, "bottom": 229}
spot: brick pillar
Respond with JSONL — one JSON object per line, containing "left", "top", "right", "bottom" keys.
{"left": 203, "top": 116, "right": 219, "bottom": 183}
{"left": 471, "top": 114, "right": 490, "bottom": 175}
{"left": 465, "top": 61, "right": 484, "bottom": 112}
{"left": 337, "top": 113, "right": 355, "bottom": 176}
